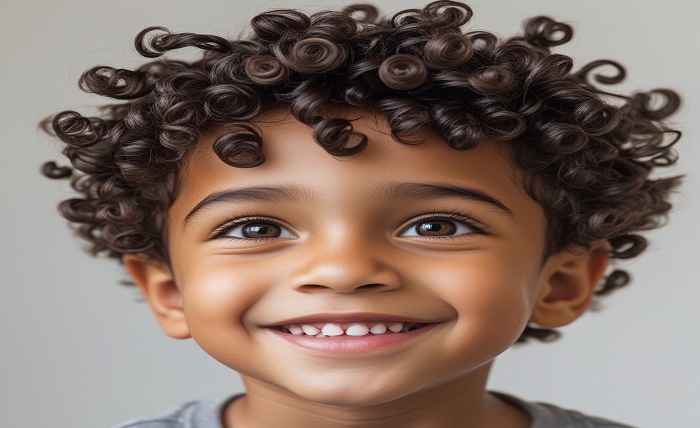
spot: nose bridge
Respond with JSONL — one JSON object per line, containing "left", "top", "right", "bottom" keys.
{"left": 288, "top": 229, "right": 400, "bottom": 293}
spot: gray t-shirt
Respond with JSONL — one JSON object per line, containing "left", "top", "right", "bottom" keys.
{"left": 114, "top": 393, "right": 634, "bottom": 428}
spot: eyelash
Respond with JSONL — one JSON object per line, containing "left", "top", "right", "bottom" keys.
{"left": 210, "top": 211, "right": 489, "bottom": 241}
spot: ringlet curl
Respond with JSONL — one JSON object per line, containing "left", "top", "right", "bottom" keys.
{"left": 422, "top": 0, "right": 472, "bottom": 28}
{"left": 342, "top": 4, "right": 379, "bottom": 23}
{"left": 378, "top": 54, "right": 429, "bottom": 90}
{"left": 244, "top": 55, "right": 289, "bottom": 85}
{"left": 285, "top": 37, "right": 348, "bottom": 74}
{"left": 524, "top": 16, "right": 573, "bottom": 47}
{"left": 212, "top": 123, "right": 265, "bottom": 168}
{"left": 423, "top": 33, "right": 473, "bottom": 69}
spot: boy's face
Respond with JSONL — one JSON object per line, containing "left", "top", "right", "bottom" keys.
{"left": 141, "top": 108, "right": 582, "bottom": 405}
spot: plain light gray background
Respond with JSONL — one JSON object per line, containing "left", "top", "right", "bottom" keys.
{"left": 1, "top": 0, "right": 698, "bottom": 427}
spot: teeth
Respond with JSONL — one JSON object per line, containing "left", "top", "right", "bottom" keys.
{"left": 369, "top": 324, "right": 387, "bottom": 334}
{"left": 301, "top": 325, "right": 320, "bottom": 336}
{"left": 345, "top": 323, "right": 370, "bottom": 336}
{"left": 282, "top": 322, "right": 421, "bottom": 337}
{"left": 321, "top": 323, "right": 344, "bottom": 336}
{"left": 388, "top": 323, "right": 404, "bottom": 333}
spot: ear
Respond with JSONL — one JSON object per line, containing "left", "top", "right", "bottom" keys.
{"left": 123, "top": 255, "right": 190, "bottom": 339}
{"left": 531, "top": 241, "right": 610, "bottom": 328}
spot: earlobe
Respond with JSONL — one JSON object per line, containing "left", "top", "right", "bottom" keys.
{"left": 122, "top": 255, "right": 191, "bottom": 339}
{"left": 531, "top": 242, "right": 611, "bottom": 328}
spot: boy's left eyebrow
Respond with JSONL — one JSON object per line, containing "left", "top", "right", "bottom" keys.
{"left": 384, "top": 183, "right": 514, "bottom": 217}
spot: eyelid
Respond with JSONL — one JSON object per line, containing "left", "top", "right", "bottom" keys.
{"left": 210, "top": 215, "right": 297, "bottom": 240}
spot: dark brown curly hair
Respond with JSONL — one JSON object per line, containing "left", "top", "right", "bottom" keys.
{"left": 42, "top": 1, "right": 682, "bottom": 342}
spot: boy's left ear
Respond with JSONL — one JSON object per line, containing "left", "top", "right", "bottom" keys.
{"left": 530, "top": 241, "right": 610, "bottom": 328}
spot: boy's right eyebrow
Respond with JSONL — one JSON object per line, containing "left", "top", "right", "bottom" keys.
{"left": 183, "top": 185, "right": 310, "bottom": 225}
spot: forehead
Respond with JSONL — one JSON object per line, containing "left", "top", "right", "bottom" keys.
{"left": 182, "top": 109, "right": 520, "bottom": 187}
{"left": 173, "top": 108, "right": 538, "bottom": 222}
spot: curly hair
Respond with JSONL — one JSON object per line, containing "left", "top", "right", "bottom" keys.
{"left": 42, "top": 1, "right": 682, "bottom": 342}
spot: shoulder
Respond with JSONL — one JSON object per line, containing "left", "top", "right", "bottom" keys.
{"left": 112, "top": 396, "right": 238, "bottom": 428}
{"left": 491, "top": 392, "right": 636, "bottom": 428}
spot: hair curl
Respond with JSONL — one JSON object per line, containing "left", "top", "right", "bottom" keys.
{"left": 43, "top": 1, "right": 682, "bottom": 342}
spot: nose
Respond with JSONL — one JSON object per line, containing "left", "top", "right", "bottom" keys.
{"left": 287, "top": 236, "right": 401, "bottom": 294}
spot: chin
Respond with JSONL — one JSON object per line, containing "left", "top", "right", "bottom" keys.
{"left": 286, "top": 375, "right": 415, "bottom": 407}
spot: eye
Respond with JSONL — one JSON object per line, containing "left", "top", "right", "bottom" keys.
{"left": 221, "top": 220, "right": 296, "bottom": 240}
{"left": 399, "top": 217, "right": 478, "bottom": 237}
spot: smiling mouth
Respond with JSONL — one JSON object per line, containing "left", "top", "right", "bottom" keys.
{"left": 272, "top": 321, "right": 430, "bottom": 338}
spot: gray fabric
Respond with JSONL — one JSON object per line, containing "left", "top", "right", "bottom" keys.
{"left": 113, "top": 397, "right": 232, "bottom": 428}
{"left": 113, "top": 393, "right": 634, "bottom": 427}
{"left": 492, "top": 393, "right": 635, "bottom": 428}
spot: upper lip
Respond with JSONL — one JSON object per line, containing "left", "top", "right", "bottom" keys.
{"left": 265, "top": 312, "right": 438, "bottom": 327}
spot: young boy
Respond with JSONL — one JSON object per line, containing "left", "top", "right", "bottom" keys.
{"left": 43, "top": 1, "right": 681, "bottom": 426}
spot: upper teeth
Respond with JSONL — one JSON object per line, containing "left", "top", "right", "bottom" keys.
{"left": 280, "top": 322, "right": 424, "bottom": 337}
{"left": 321, "top": 324, "right": 344, "bottom": 336}
{"left": 346, "top": 324, "right": 369, "bottom": 336}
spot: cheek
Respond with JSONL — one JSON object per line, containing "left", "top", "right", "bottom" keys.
{"left": 176, "top": 258, "right": 275, "bottom": 361}
{"left": 415, "top": 252, "right": 541, "bottom": 351}
{"left": 177, "top": 252, "right": 282, "bottom": 306}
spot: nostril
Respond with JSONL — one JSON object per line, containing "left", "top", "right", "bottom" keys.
{"left": 357, "top": 283, "right": 384, "bottom": 290}
{"left": 298, "top": 284, "right": 329, "bottom": 292}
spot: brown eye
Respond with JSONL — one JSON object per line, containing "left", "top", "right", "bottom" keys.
{"left": 242, "top": 223, "right": 280, "bottom": 238}
{"left": 400, "top": 217, "right": 476, "bottom": 237}
{"left": 223, "top": 221, "right": 295, "bottom": 239}
{"left": 415, "top": 220, "right": 457, "bottom": 236}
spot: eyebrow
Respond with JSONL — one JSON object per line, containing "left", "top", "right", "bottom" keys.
{"left": 386, "top": 183, "right": 513, "bottom": 217}
{"left": 183, "top": 185, "right": 308, "bottom": 225}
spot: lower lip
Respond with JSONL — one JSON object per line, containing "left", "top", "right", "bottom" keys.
{"left": 265, "top": 324, "right": 438, "bottom": 355}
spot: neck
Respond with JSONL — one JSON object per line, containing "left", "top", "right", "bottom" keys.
{"left": 224, "top": 364, "right": 530, "bottom": 428}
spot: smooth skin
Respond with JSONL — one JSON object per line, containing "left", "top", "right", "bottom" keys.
{"left": 125, "top": 108, "right": 609, "bottom": 428}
